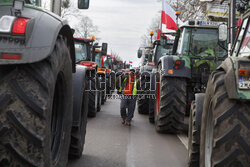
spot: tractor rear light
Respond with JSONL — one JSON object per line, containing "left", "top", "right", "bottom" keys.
{"left": 239, "top": 69, "right": 250, "bottom": 77}
{"left": 0, "top": 16, "right": 16, "bottom": 33}
{"left": 1, "top": 54, "right": 21, "bottom": 60}
{"left": 174, "top": 60, "right": 181, "bottom": 69}
{"left": 175, "top": 60, "right": 181, "bottom": 65}
{"left": 174, "top": 60, "right": 185, "bottom": 69}
{"left": 148, "top": 62, "right": 155, "bottom": 66}
{"left": 12, "top": 18, "right": 30, "bottom": 34}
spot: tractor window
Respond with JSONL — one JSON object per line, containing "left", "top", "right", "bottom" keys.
{"left": 153, "top": 44, "right": 173, "bottom": 64}
{"left": 75, "top": 42, "right": 88, "bottom": 62}
{"left": 104, "top": 58, "right": 111, "bottom": 69}
{"left": 26, "top": 0, "right": 41, "bottom": 6}
{"left": 140, "top": 53, "right": 148, "bottom": 66}
{"left": 176, "top": 28, "right": 190, "bottom": 55}
{"left": 236, "top": 19, "right": 250, "bottom": 57}
{"left": 177, "top": 27, "right": 227, "bottom": 57}
{"left": 95, "top": 52, "right": 102, "bottom": 67}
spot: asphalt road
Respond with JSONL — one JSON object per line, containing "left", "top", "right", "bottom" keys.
{"left": 68, "top": 99, "right": 188, "bottom": 167}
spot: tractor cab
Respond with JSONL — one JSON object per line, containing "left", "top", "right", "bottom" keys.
{"left": 173, "top": 20, "right": 228, "bottom": 88}
{"left": 95, "top": 48, "right": 106, "bottom": 74}
{"left": 138, "top": 47, "right": 154, "bottom": 67}
{"left": 175, "top": 21, "right": 227, "bottom": 59}
{"left": 152, "top": 36, "right": 174, "bottom": 66}
{"left": 104, "top": 55, "right": 114, "bottom": 72}
{"left": 74, "top": 38, "right": 97, "bottom": 70}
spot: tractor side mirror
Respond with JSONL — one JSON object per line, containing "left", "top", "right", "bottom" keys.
{"left": 219, "top": 24, "right": 227, "bottom": 41}
{"left": 137, "top": 49, "right": 142, "bottom": 58}
{"left": 78, "top": 0, "right": 89, "bottom": 9}
{"left": 102, "top": 43, "right": 108, "bottom": 55}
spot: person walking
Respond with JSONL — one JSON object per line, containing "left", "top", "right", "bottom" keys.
{"left": 117, "top": 69, "right": 140, "bottom": 126}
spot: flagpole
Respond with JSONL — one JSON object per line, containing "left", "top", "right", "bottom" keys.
{"left": 161, "top": 0, "right": 163, "bottom": 33}
{"left": 176, "top": 0, "right": 179, "bottom": 27}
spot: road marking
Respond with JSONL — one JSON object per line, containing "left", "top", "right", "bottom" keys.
{"left": 177, "top": 134, "right": 188, "bottom": 150}
{"left": 126, "top": 129, "right": 135, "bottom": 167}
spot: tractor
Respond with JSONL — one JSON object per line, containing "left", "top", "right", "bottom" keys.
{"left": 148, "top": 36, "right": 174, "bottom": 123}
{"left": 188, "top": 0, "right": 250, "bottom": 166}
{"left": 103, "top": 54, "right": 116, "bottom": 97}
{"left": 0, "top": 0, "right": 90, "bottom": 166}
{"left": 137, "top": 35, "right": 174, "bottom": 117}
{"left": 94, "top": 44, "right": 109, "bottom": 105}
{"left": 137, "top": 46, "right": 155, "bottom": 114}
{"left": 75, "top": 38, "right": 108, "bottom": 116}
{"left": 153, "top": 20, "right": 228, "bottom": 134}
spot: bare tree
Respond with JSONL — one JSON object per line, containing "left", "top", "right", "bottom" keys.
{"left": 74, "top": 16, "right": 99, "bottom": 38}
{"left": 157, "top": 0, "right": 207, "bottom": 22}
{"left": 61, "top": 0, "right": 79, "bottom": 18}
{"left": 141, "top": 15, "right": 161, "bottom": 47}
{"left": 112, "top": 51, "right": 122, "bottom": 61}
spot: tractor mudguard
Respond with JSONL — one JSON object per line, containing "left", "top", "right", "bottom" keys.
{"left": 140, "top": 64, "right": 154, "bottom": 74}
{"left": 218, "top": 57, "right": 250, "bottom": 100}
{"left": 159, "top": 55, "right": 191, "bottom": 79}
{"left": 0, "top": 6, "right": 76, "bottom": 71}
{"left": 72, "top": 65, "right": 88, "bottom": 127}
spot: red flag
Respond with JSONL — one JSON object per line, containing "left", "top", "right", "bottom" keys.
{"left": 101, "top": 56, "right": 104, "bottom": 66}
{"left": 110, "top": 53, "right": 114, "bottom": 59}
{"left": 161, "top": 1, "right": 178, "bottom": 30}
{"left": 129, "top": 61, "right": 133, "bottom": 64}
{"left": 158, "top": 30, "right": 171, "bottom": 40}
{"left": 157, "top": 29, "right": 161, "bottom": 40}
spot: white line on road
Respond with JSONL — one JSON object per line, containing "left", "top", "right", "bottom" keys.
{"left": 177, "top": 134, "right": 188, "bottom": 150}
{"left": 126, "top": 129, "right": 136, "bottom": 167}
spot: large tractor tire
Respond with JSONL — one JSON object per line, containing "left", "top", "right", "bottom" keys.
{"left": 97, "top": 91, "right": 102, "bottom": 112}
{"left": 88, "top": 75, "right": 98, "bottom": 117}
{"left": 188, "top": 93, "right": 205, "bottom": 167}
{"left": 155, "top": 65, "right": 187, "bottom": 133}
{"left": 0, "top": 37, "right": 73, "bottom": 167}
{"left": 69, "top": 71, "right": 89, "bottom": 159}
{"left": 101, "top": 77, "right": 106, "bottom": 105}
{"left": 148, "top": 98, "right": 155, "bottom": 123}
{"left": 138, "top": 76, "right": 150, "bottom": 114}
{"left": 200, "top": 70, "right": 250, "bottom": 167}
{"left": 101, "top": 91, "right": 106, "bottom": 105}
{"left": 137, "top": 97, "right": 149, "bottom": 114}
{"left": 106, "top": 77, "right": 111, "bottom": 98}
{"left": 149, "top": 71, "right": 157, "bottom": 123}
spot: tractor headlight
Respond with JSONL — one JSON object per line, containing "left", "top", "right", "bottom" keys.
{"left": 0, "top": 16, "right": 16, "bottom": 33}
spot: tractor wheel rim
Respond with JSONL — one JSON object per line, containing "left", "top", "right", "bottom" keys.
{"left": 205, "top": 107, "right": 214, "bottom": 167}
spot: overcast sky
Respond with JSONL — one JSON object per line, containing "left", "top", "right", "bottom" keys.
{"left": 77, "top": 0, "right": 161, "bottom": 66}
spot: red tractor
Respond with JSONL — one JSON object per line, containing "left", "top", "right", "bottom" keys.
{"left": 74, "top": 37, "right": 104, "bottom": 117}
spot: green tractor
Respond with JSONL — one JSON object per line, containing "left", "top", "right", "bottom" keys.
{"left": 0, "top": 0, "right": 90, "bottom": 166}
{"left": 188, "top": 1, "right": 250, "bottom": 166}
{"left": 154, "top": 21, "right": 227, "bottom": 133}
{"left": 137, "top": 46, "right": 154, "bottom": 114}
{"left": 148, "top": 36, "right": 174, "bottom": 122}
{"left": 137, "top": 36, "right": 174, "bottom": 116}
